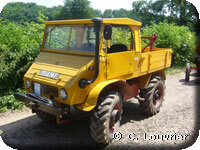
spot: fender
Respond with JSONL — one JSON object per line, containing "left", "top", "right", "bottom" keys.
{"left": 137, "top": 74, "right": 152, "bottom": 89}
{"left": 75, "top": 70, "right": 166, "bottom": 111}
{"left": 138, "top": 70, "right": 166, "bottom": 89}
{"left": 75, "top": 79, "right": 126, "bottom": 111}
{"left": 153, "top": 69, "right": 166, "bottom": 80}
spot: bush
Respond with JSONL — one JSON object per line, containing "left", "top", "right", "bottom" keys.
{"left": 0, "top": 21, "right": 44, "bottom": 94}
{"left": 141, "top": 22, "right": 196, "bottom": 66}
{"left": 0, "top": 89, "right": 25, "bottom": 112}
{"left": 0, "top": 20, "right": 44, "bottom": 112}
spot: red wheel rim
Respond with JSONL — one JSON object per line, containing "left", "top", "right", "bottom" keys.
{"left": 153, "top": 85, "right": 163, "bottom": 108}
{"left": 109, "top": 102, "right": 120, "bottom": 133}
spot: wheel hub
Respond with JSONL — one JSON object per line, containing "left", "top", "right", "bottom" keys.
{"left": 153, "top": 86, "right": 162, "bottom": 107}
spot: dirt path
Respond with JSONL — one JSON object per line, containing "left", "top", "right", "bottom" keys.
{"left": 0, "top": 70, "right": 199, "bottom": 149}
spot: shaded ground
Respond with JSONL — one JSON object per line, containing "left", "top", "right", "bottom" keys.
{"left": 0, "top": 70, "right": 199, "bottom": 149}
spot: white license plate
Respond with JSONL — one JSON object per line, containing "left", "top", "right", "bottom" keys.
{"left": 34, "top": 83, "right": 41, "bottom": 95}
{"left": 39, "top": 70, "right": 60, "bottom": 79}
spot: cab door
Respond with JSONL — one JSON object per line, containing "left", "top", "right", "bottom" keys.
{"left": 105, "top": 25, "right": 136, "bottom": 79}
{"left": 106, "top": 51, "right": 135, "bottom": 79}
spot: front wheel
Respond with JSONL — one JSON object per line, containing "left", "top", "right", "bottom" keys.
{"left": 90, "top": 91, "right": 123, "bottom": 145}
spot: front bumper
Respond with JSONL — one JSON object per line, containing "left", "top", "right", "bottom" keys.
{"left": 14, "top": 92, "right": 61, "bottom": 116}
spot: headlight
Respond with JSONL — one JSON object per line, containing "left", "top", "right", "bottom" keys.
{"left": 60, "top": 88, "right": 67, "bottom": 100}
{"left": 26, "top": 79, "right": 31, "bottom": 89}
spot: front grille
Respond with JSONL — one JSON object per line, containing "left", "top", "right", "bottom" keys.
{"left": 32, "top": 82, "right": 58, "bottom": 97}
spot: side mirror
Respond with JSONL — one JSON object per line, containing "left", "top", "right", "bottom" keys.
{"left": 104, "top": 25, "right": 112, "bottom": 40}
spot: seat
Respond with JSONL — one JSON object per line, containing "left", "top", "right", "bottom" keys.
{"left": 107, "top": 44, "right": 128, "bottom": 53}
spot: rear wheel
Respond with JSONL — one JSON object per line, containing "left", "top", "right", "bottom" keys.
{"left": 35, "top": 110, "right": 56, "bottom": 122}
{"left": 90, "top": 91, "right": 123, "bottom": 145}
{"left": 185, "top": 63, "right": 190, "bottom": 81}
{"left": 139, "top": 76, "right": 165, "bottom": 115}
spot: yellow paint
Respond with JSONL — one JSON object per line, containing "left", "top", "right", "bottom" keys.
{"left": 45, "top": 18, "right": 141, "bottom": 26}
{"left": 23, "top": 18, "right": 173, "bottom": 112}
{"left": 42, "top": 49, "right": 95, "bottom": 56}
{"left": 75, "top": 79, "right": 120, "bottom": 111}
{"left": 106, "top": 51, "right": 135, "bottom": 79}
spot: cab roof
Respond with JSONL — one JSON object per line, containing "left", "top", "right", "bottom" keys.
{"left": 44, "top": 18, "right": 142, "bottom": 26}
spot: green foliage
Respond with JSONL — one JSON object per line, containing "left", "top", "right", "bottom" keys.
{"left": 102, "top": 9, "right": 133, "bottom": 19}
{"left": 0, "top": 19, "right": 44, "bottom": 112}
{"left": 132, "top": 0, "right": 199, "bottom": 32}
{"left": 94, "top": 9, "right": 102, "bottom": 17}
{"left": 156, "top": 0, "right": 199, "bottom": 24}
{"left": 113, "top": 9, "right": 132, "bottom": 18}
{"left": 57, "top": 0, "right": 94, "bottom": 19}
{"left": 0, "top": 89, "right": 25, "bottom": 112}
{"left": 111, "top": 27, "right": 131, "bottom": 46}
{"left": 0, "top": 20, "right": 44, "bottom": 94}
{"left": 0, "top": 1, "right": 198, "bottom": 34}
{"left": 103, "top": 9, "right": 113, "bottom": 18}
{"left": 142, "top": 22, "right": 196, "bottom": 66}
{"left": 0, "top": 2, "right": 62, "bottom": 23}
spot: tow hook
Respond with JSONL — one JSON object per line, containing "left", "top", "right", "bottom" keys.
{"left": 27, "top": 101, "right": 38, "bottom": 109}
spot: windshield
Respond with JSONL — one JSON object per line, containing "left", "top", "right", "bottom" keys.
{"left": 44, "top": 25, "right": 95, "bottom": 52}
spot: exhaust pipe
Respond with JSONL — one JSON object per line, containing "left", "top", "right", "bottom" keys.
{"left": 79, "top": 17, "right": 103, "bottom": 88}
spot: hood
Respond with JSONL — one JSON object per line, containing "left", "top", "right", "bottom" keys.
{"left": 25, "top": 51, "right": 93, "bottom": 85}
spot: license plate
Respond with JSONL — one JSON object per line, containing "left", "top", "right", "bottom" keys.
{"left": 34, "top": 83, "right": 41, "bottom": 95}
{"left": 39, "top": 70, "right": 60, "bottom": 79}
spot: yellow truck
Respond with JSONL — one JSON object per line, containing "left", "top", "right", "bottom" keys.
{"left": 15, "top": 18, "right": 173, "bottom": 144}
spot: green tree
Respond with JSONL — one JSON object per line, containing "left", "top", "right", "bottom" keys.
{"left": 45, "top": 6, "right": 63, "bottom": 20}
{"left": 0, "top": 2, "right": 39, "bottom": 23}
{"left": 153, "top": 0, "right": 198, "bottom": 25}
{"left": 103, "top": 9, "right": 113, "bottom": 18}
{"left": 57, "top": 0, "right": 94, "bottom": 19}
{"left": 132, "top": 0, "right": 159, "bottom": 26}
{"left": 132, "top": 0, "right": 199, "bottom": 30}
{"left": 94, "top": 9, "right": 102, "bottom": 17}
{"left": 113, "top": 9, "right": 131, "bottom": 18}
{"left": 0, "top": 2, "right": 62, "bottom": 23}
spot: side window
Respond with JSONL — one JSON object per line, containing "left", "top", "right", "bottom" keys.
{"left": 106, "top": 25, "right": 134, "bottom": 53}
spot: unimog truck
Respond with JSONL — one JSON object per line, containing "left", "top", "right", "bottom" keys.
{"left": 15, "top": 18, "right": 173, "bottom": 144}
